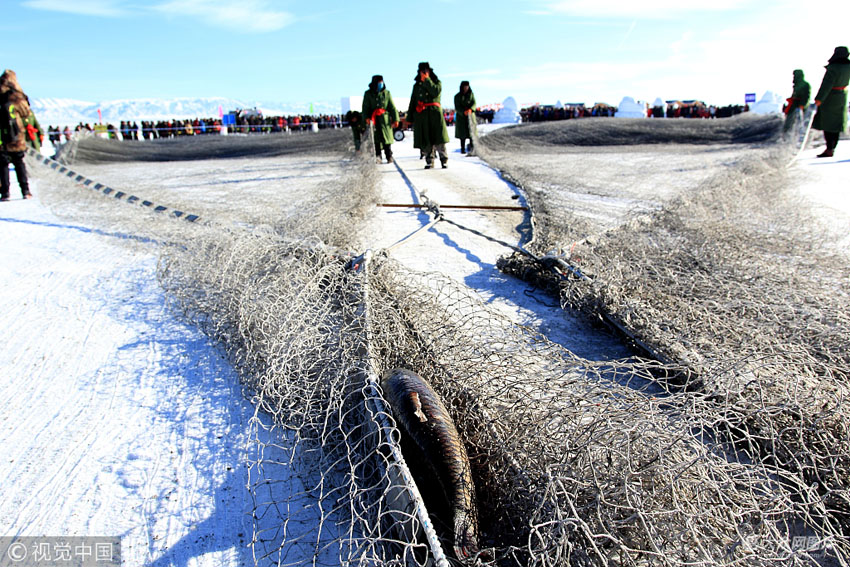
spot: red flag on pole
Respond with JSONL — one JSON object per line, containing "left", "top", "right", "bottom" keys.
{"left": 97, "top": 108, "right": 102, "bottom": 124}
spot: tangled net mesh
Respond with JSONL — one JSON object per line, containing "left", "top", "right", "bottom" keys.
{"left": 30, "top": 120, "right": 850, "bottom": 566}
{"left": 479, "top": 117, "right": 850, "bottom": 559}
{"left": 158, "top": 225, "right": 849, "bottom": 566}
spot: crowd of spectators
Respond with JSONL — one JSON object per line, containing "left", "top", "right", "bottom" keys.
{"left": 520, "top": 100, "right": 749, "bottom": 122}
{"left": 46, "top": 111, "right": 346, "bottom": 143}
{"left": 44, "top": 99, "right": 755, "bottom": 145}
{"left": 521, "top": 103, "right": 615, "bottom": 122}
{"left": 660, "top": 101, "right": 748, "bottom": 119}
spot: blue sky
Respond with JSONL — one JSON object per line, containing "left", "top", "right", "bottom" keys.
{"left": 2, "top": 0, "right": 848, "bottom": 108}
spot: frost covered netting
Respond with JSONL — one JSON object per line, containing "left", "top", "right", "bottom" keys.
{"left": 479, "top": 116, "right": 850, "bottom": 550}
{"left": 30, "top": 118, "right": 850, "bottom": 566}
{"left": 54, "top": 128, "right": 351, "bottom": 163}
{"left": 31, "top": 131, "right": 375, "bottom": 248}
{"left": 158, "top": 226, "right": 848, "bottom": 566}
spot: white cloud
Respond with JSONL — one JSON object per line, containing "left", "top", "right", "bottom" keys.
{"left": 152, "top": 0, "right": 295, "bottom": 33}
{"left": 476, "top": 0, "right": 850, "bottom": 107}
{"left": 443, "top": 69, "right": 501, "bottom": 79}
{"left": 23, "top": 0, "right": 130, "bottom": 17}
{"left": 23, "top": 0, "right": 295, "bottom": 32}
{"left": 539, "top": 0, "right": 754, "bottom": 19}
{"left": 472, "top": 60, "right": 663, "bottom": 105}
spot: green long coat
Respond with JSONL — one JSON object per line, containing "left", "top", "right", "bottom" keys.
{"left": 453, "top": 90, "right": 476, "bottom": 140}
{"left": 789, "top": 70, "right": 811, "bottom": 108}
{"left": 812, "top": 62, "right": 850, "bottom": 133}
{"left": 784, "top": 70, "right": 811, "bottom": 132}
{"left": 23, "top": 114, "right": 43, "bottom": 152}
{"left": 407, "top": 76, "right": 449, "bottom": 149}
{"left": 362, "top": 87, "right": 399, "bottom": 146}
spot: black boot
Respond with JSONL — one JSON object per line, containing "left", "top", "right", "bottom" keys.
{"left": 467, "top": 140, "right": 474, "bottom": 155}
{"left": 818, "top": 132, "right": 838, "bottom": 157}
{"left": 460, "top": 140, "right": 466, "bottom": 154}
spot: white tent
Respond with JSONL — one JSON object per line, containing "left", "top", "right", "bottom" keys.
{"left": 493, "top": 96, "right": 522, "bottom": 124}
{"left": 614, "top": 96, "right": 648, "bottom": 119}
{"left": 749, "top": 91, "right": 783, "bottom": 115}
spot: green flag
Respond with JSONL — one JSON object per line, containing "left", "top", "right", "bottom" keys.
{"left": 310, "top": 102, "right": 314, "bottom": 114}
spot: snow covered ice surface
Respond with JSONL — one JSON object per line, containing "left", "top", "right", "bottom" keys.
{"left": 365, "top": 128, "right": 634, "bottom": 359}
{"left": 791, "top": 144, "right": 850, "bottom": 249}
{"left": 0, "top": 190, "right": 283, "bottom": 566}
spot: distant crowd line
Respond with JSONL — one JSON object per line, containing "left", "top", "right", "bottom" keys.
{"left": 520, "top": 101, "right": 749, "bottom": 122}
{"left": 44, "top": 100, "right": 753, "bottom": 145}
{"left": 46, "top": 112, "right": 346, "bottom": 143}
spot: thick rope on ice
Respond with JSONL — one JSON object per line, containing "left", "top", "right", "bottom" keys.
{"left": 27, "top": 148, "right": 202, "bottom": 222}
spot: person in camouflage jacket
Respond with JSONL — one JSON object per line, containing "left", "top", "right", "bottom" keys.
{"left": 812, "top": 46, "right": 850, "bottom": 158}
{"left": 0, "top": 69, "right": 36, "bottom": 200}
{"left": 454, "top": 81, "right": 476, "bottom": 155}
{"left": 407, "top": 62, "right": 450, "bottom": 169}
{"left": 362, "top": 75, "right": 399, "bottom": 164}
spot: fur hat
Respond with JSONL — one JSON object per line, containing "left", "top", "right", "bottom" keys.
{"left": 0, "top": 69, "right": 23, "bottom": 94}
{"left": 417, "top": 62, "right": 431, "bottom": 73}
{"left": 0, "top": 69, "right": 30, "bottom": 116}
{"left": 828, "top": 46, "right": 849, "bottom": 64}
{"left": 460, "top": 80, "right": 470, "bottom": 90}
{"left": 369, "top": 74, "right": 384, "bottom": 88}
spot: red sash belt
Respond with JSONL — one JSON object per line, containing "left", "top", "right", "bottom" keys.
{"left": 784, "top": 98, "right": 798, "bottom": 114}
{"left": 415, "top": 101, "right": 441, "bottom": 113}
{"left": 370, "top": 107, "right": 386, "bottom": 122}
{"left": 26, "top": 124, "right": 37, "bottom": 141}
{"left": 832, "top": 86, "right": 847, "bottom": 91}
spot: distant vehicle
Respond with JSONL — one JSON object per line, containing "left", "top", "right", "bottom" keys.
{"left": 393, "top": 111, "right": 410, "bottom": 141}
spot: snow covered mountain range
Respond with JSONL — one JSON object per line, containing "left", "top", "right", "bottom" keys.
{"left": 30, "top": 96, "right": 342, "bottom": 126}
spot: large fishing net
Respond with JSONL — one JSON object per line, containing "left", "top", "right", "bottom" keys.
{"left": 158, "top": 229, "right": 849, "bottom": 566}
{"left": 28, "top": 119, "right": 850, "bottom": 567}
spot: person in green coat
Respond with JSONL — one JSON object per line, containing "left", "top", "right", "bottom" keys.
{"left": 454, "top": 81, "right": 476, "bottom": 155}
{"left": 406, "top": 62, "right": 450, "bottom": 169}
{"left": 362, "top": 75, "right": 399, "bottom": 164}
{"left": 812, "top": 46, "right": 850, "bottom": 158}
{"left": 783, "top": 69, "right": 810, "bottom": 135}
{"left": 24, "top": 113, "right": 44, "bottom": 153}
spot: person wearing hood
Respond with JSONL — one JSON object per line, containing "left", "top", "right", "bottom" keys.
{"left": 345, "top": 110, "right": 366, "bottom": 152}
{"left": 0, "top": 69, "right": 36, "bottom": 201}
{"left": 783, "top": 69, "right": 810, "bottom": 134}
{"left": 812, "top": 46, "right": 850, "bottom": 158}
{"left": 362, "top": 75, "right": 399, "bottom": 164}
{"left": 454, "top": 81, "right": 476, "bottom": 155}
{"left": 406, "top": 62, "right": 450, "bottom": 169}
